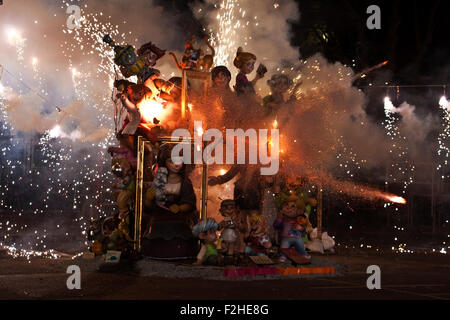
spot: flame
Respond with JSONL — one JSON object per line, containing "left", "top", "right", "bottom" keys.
{"left": 385, "top": 195, "right": 407, "bottom": 204}
{"left": 188, "top": 103, "right": 193, "bottom": 111}
{"left": 273, "top": 119, "right": 278, "bottom": 129}
{"left": 219, "top": 169, "right": 227, "bottom": 175}
{"left": 138, "top": 97, "right": 166, "bottom": 123}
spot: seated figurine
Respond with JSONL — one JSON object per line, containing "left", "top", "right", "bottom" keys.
{"left": 192, "top": 218, "right": 222, "bottom": 266}
{"left": 247, "top": 211, "right": 273, "bottom": 254}
{"left": 141, "top": 144, "right": 198, "bottom": 259}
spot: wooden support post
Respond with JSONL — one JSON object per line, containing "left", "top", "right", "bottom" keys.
{"left": 134, "top": 136, "right": 149, "bottom": 251}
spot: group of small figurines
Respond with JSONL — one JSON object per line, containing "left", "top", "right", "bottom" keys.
{"left": 88, "top": 34, "right": 315, "bottom": 266}
{"left": 193, "top": 190, "right": 317, "bottom": 266}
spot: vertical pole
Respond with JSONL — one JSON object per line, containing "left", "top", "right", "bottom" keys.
{"left": 181, "top": 69, "right": 187, "bottom": 119}
{"left": 134, "top": 136, "right": 145, "bottom": 251}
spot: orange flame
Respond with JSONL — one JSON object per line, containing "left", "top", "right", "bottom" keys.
{"left": 137, "top": 97, "right": 166, "bottom": 123}
{"left": 384, "top": 195, "right": 407, "bottom": 205}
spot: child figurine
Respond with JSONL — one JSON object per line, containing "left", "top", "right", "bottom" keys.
{"left": 192, "top": 218, "right": 222, "bottom": 266}
{"left": 273, "top": 194, "right": 311, "bottom": 262}
{"left": 218, "top": 200, "right": 241, "bottom": 257}
{"left": 211, "top": 66, "right": 232, "bottom": 91}
{"left": 233, "top": 47, "right": 267, "bottom": 96}
{"left": 247, "top": 211, "right": 273, "bottom": 252}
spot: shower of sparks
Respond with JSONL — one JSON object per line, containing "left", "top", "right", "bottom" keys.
{"left": 437, "top": 96, "right": 450, "bottom": 179}
{"left": 0, "top": 2, "right": 140, "bottom": 258}
{"left": 207, "top": 0, "right": 258, "bottom": 67}
{"left": 383, "top": 97, "right": 414, "bottom": 194}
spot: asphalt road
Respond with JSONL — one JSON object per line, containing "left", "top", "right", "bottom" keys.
{"left": 0, "top": 249, "right": 449, "bottom": 301}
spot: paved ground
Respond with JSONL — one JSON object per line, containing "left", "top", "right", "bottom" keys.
{"left": 0, "top": 248, "right": 449, "bottom": 300}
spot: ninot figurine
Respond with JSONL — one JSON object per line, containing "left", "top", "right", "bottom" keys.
{"left": 103, "top": 34, "right": 165, "bottom": 84}
{"left": 273, "top": 194, "right": 311, "bottom": 262}
{"left": 218, "top": 199, "right": 246, "bottom": 257}
{"left": 192, "top": 218, "right": 223, "bottom": 266}
{"left": 141, "top": 144, "right": 198, "bottom": 259}
{"left": 247, "top": 211, "right": 273, "bottom": 252}
{"left": 111, "top": 157, "right": 135, "bottom": 220}
{"left": 233, "top": 47, "right": 267, "bottom": 96}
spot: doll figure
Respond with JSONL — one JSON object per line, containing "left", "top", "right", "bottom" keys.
{"left": 141, "top": 144, "right": 198, "bottom": 259}
{"left": 273, "top": 194, "right": 311, "bottom": 262}
{"left": 233, "top": 47, "right": 267, "bottom": 96}
{"left": 218, "top": 199, "right": 245, "bottom": 257}
{"left": 111, "top": 158, "right": 135, "bottom": 219}
{"left": 247, "top": 211, "right": 272, "bottom": 251}
{"left": 211, "top": 66, "right": 232, "bottom": 91}
{"left": 137, "top": 41, "right": 166, "bottom": 70}
{"left": 104, "top": 35, "right": 165, "bottom": 84}
{"left": 192, "top": 218, "right": 222, "bottom": 266}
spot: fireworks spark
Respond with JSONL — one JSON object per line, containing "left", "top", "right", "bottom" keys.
{"left": 437, "top": 96, "right": 450, "bottom": 178}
